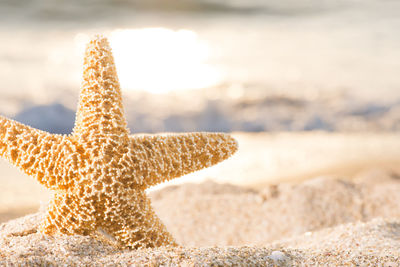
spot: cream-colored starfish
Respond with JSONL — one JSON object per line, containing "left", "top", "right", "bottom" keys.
{"left": 0, "top": 36, "right": 238, "bottom": 249}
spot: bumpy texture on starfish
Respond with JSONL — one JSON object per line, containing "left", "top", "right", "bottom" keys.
{"left": 0, "top": 36, "right": 238, "bottom": 249}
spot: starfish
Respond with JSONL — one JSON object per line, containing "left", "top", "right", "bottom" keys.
{"left": 0, "top": 36, "right": 238, "bottom": 249}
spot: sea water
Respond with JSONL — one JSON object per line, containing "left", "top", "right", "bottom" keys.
{"left": 0, "top": 0, "right": 399, "bottom": 132}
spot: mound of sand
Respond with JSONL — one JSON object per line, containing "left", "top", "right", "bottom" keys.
{"left": 151, "top": 169, "right": 400, "bottom": 246}
{"left": 1, "top": 169, "right": 400, "bottom": 265}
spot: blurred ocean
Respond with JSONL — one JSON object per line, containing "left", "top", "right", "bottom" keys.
{"left": 1, "top": 0, "right": 400, "bottom": 133}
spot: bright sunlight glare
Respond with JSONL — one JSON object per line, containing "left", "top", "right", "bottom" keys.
{"left": 74, "top": 29, "right": 222, "bottom": 94}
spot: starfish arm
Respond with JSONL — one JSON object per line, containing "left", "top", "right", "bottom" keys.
{"left": 73, "top": 36, "right": 129, "bottom": 139}
{"left": 0, "top": 116, "right": 76, "bottom": 189}
{"left": 100, "top": 190, "right": 177, "bottom": 249}
{"left": 129, "top": 132, "right": 238, "bottom": 188}
{"left": 39, "top": 192, "right": 96, "bottom": 235}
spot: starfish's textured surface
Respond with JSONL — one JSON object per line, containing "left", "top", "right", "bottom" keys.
{"left": 0, "top": 36, "right": 238, "bottom": 249}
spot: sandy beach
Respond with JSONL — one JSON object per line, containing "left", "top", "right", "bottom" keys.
{"left": 1, "top": 132, "right": 399, "bottom": 265}
{"left": 1, "top": 169, "right": 400, "bottom": 265}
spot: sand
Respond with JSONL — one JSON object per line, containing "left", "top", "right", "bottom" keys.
{"left": 1, "top": 169, "right": 400, "bottom": 265}
{"left": 152, "top": 169, "right": 400, "bottom": 247}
